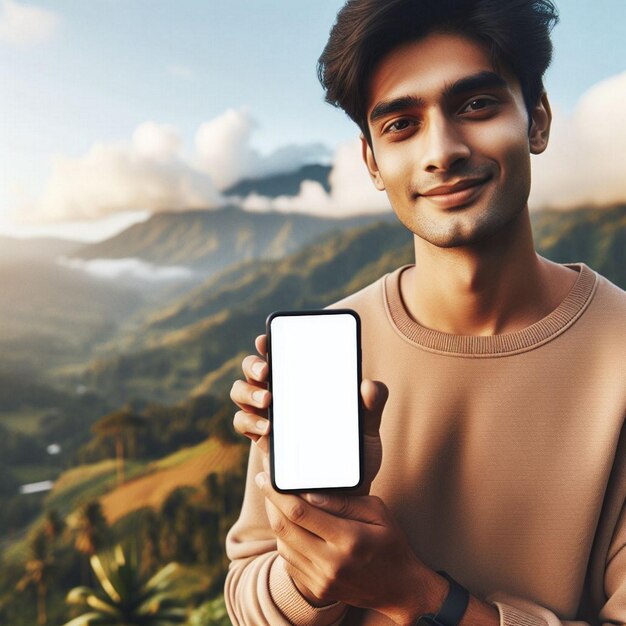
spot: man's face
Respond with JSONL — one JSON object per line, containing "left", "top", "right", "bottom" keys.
{"left": 362, "top": 32, "right": 551, "bottom": 249}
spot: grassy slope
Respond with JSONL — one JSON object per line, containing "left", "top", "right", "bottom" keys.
{"left": 3, "top": 438, "right": 246, "bottom": 563}
{"left": 100, "top": 438, "right": 245, "bottom": 523}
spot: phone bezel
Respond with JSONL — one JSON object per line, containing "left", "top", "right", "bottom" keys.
{"left": 265, "top": 308, "right": 364, "bottom": 494}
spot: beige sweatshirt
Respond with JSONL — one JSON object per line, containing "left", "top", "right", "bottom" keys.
{"left": 224, "top": 261, "right": 626, "bottom": 626}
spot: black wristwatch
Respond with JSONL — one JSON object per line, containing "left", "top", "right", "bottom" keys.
{"left": 414, "top": 570, "right": 469, "bottom": 626}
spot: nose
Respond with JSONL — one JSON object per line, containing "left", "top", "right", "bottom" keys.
{"left": 420, "top": 111, "right": 470, "bottom": 172}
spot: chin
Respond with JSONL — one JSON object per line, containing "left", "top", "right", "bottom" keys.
{"left": 407, "top": 210, "right": 516, "bottom": 249}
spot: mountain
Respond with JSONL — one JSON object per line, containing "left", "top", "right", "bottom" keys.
{"left": 70, "top": 206, "right": 397, "bottom": 273}
{"left": 82, "top": 219, "right": 414, "bottom": 404}
{"left": 223, "top": 163, "right": 332, "bottom": 197}
{"left": 0, "top": 259, "right": 144, "bottom": 375}
{"left": 530, "top": 203, "right": 626, "bottom": 286}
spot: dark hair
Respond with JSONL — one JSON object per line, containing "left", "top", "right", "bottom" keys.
{"left": 317, "top": 0, "right": 559, "bottom": 147}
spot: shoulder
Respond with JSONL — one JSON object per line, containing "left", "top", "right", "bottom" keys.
{"left": 590, "top": 269, "right": 626, "bottom": 318}
{"left": 323, "top": 266, "right": 402, "bottom": 314}
{"left": 580, "top": 267, "right": 626, "bottom": 359}
{"left": 596, "top": 272, "right": 626, "bottom": 311}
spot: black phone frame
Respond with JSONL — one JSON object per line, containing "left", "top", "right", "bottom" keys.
{"left": 265, "top": 308, "right": 364, "bottom": 494}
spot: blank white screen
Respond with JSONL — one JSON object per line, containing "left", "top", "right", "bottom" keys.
{"left": 270, "top": 313, "right": 360, "bottom": 491}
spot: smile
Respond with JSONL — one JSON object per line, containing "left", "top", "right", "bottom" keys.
{"left": 420, "top": 176, "right": 491, "bottom": 209}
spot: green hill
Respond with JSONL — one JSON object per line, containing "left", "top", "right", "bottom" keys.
{"left": 82, "top": 219, "right": 413, "bottom": 404}
{"left": 0, "top": 260, "right": 144, "bottom": 376}
{"left": 531, "top": 203, "right": 626, "bottom": 284}
{"left": 72, "top": 205, "right": 396, "bottom": 272}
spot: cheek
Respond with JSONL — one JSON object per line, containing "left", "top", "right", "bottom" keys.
{"left": 376, "top": 149, "right": 413, "bottom": 197}
{"left": 480, "top": 121, "right": 531, "bottom": 189}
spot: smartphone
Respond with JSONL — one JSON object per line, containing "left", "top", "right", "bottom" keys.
{"left": 266, "top": 309, "right": 363, "bottom": 493}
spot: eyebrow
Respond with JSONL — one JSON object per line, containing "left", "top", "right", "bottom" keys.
{"left": 368, "top": 70, "right": 508, "bottom": 126}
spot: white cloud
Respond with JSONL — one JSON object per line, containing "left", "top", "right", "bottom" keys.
{"left": 0, "top": 0, "right": 59, "bottom": 46}
{"left": 530, "top": 71, "right": 626, "bottom": 210}
{"left": 132, "top": 121, "right": 181, "bottom": 161}
{"left": 33, "top": 122, "right": 223, "bottom": 222}
{"left": 196, "top": 107, "right": 330, "bottom": 191}
{"left": 27, "top": 112, "right": 330, "bottom": 223}
{"left": 57, "top": 256, "right": 195, "bottom": 282}
{"left": 196, "top": 108, "right": 258, "bottom": 191}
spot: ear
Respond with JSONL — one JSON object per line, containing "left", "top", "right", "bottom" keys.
{"left": 360, "top": 133, "right": 386, "bottom": 191}
{"left": 529, "top": 91, "right": 552, "bottom": 155}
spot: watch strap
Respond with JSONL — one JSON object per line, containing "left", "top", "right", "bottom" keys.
{"left": 425, "top": 570, "right": 470, "bottom": 626}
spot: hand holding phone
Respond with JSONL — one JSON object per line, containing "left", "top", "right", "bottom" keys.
{"left": 230, "top": 322, "right": 388, "bottom": 496}
{"left": 266, "top": 309, "right": 364, "bottom": 493}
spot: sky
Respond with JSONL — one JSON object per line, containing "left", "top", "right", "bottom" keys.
{"left": 1, "top": 0, "right": 625, "bottom": 241}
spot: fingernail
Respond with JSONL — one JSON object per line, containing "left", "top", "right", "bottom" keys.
{"left": 253, "top": 389, "right": 266, "bottom": 403}
{"left": 256, "top": 419, "right": 268, "bottom": 434}
{"left": 306, "top": 493, "right": 326, "bottom": 505}
{"left": 255, "top": 473, "right": 266, "bottom": 488}
{"left": 252, "top": 361, "right": 265, "bottom": 377}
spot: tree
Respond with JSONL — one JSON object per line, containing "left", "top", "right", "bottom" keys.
{"left": 203, "top": 472, "right": 221, "bottom": 512}
{"left": 92, "top": 406, "right": 146, "bottom": 484}
{"left": 138, "top": 509, "right": 161, "bottom": 578}
{"left": 16, "top": 529, "right": 55, "bottom": 625}
{"left": 159, "top": 488, "right": 190, "bottom": 562}
{"left": 62, "top": 545, "right": 188, "bottom": 626}
{"left": 43, "top": 508, "right": 64, "bottom": 543}
{"left": 66, "top": 500, "right": 109, "bottom": 584}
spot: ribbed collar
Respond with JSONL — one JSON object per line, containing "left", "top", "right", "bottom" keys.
{"left": 384, "top": 262, "right": 598, "bottom": 357}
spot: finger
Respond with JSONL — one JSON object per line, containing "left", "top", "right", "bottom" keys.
{"left": 230, "top": 379, "right": 271, "bottom": 412}
{"left": 302, "top": 492, "right": 387, "bottom": 526}
{"left": 360, "top": 379, "right": 389, "bottom": 437}
{"left": 263, "top": 496, "right": 327, "bottom": 559}
{"left": 271, "top": 540, "right": 318, "bottom": 592}
{"left": 254, "top": 433, "right": 270, "bottom": 456}
{"left": 242, "top": 354, "right": 268, "bottom": 384}
{"left": 255, "top": 334, "right": 267, "bottom": 357}
{"left": 256, "top": 472, "right": 354, "bottom": 544}
{"left": 233, "top": 410, "right": 270, "bottom": 439}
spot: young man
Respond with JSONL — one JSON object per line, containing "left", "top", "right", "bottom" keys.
{"left": 226, "top": 1, "right": 626, "bottom": 624}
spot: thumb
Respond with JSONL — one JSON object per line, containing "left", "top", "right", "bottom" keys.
{"left": 361, "top": 379, "right": 389, "bottom": 438}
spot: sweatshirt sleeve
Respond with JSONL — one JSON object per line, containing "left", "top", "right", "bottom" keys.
{"left": 224, "top": 441, "right": 350, "bottom": 626}
{"left": 485, "top": 498, "right": 626, "bottom": 626}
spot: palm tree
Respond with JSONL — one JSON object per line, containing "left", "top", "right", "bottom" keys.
{"left": 92, "top": 406, "right": 146, "bottom": 484}
{"left": 62, "top": 545, "right": 188, "bottom": 626}
{"left": 43, "top": 508, "right": 64, "bottom": 544}
{"left": 138, "top": 509, "right": 161, "bottom": 578}
{"left": 16, "top": 529, "right": 55, "bottom": 625}
{"left": 66, "top": 500, "right": 109, "bottom": 584}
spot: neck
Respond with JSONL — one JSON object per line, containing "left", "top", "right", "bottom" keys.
{"left": 402, "top": 207, "right": 577, "bottom": 336}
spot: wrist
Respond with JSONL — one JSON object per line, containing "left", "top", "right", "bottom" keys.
{"left": 291, "top": 574, "right": 338, "bottom": 608}
{"left": 389, "top": 560, "right": 449, "bottom": 626}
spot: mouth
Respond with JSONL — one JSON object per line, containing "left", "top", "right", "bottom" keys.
{"left": 419, "top": 176, "right": 492, "bottom": 209}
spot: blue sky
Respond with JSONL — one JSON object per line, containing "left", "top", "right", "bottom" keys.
{"left": 1, "top": 0, "right": 625, "bottom": 240}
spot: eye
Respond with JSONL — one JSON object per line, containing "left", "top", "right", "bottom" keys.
{"left": 383, "top": 118, "right": 417, "bottom": 134}
{"left": 460, "top": 97, "right": 498, "bottom": 114}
